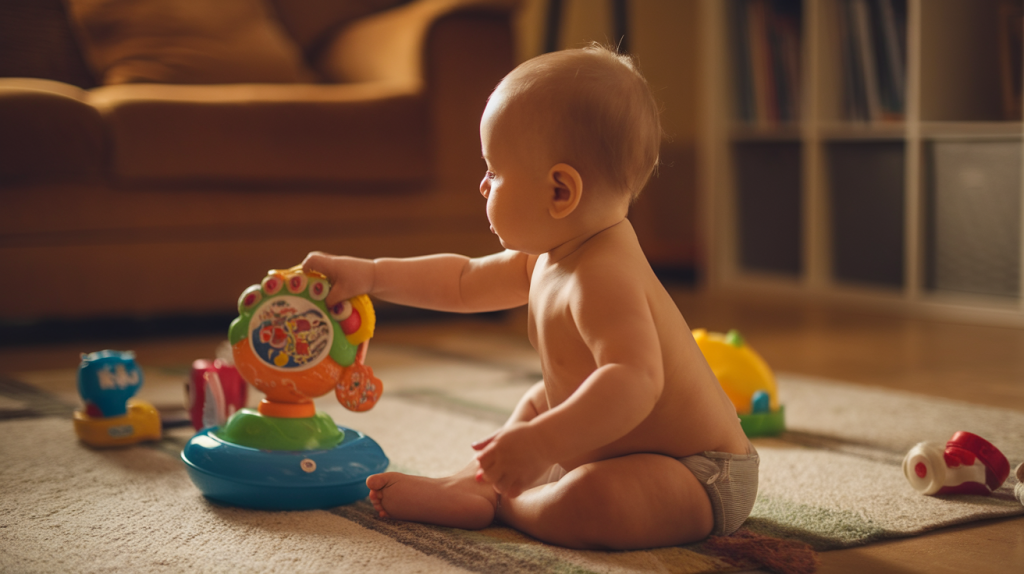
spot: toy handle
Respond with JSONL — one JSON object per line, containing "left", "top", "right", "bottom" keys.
{"left": 335, "top": 341, "right": 383, "bottom": 412}
{"left": 356, "top": 337, "right": 369, "bottom": 365}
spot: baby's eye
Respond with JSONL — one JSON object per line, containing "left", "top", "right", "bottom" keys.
{"left": 486, "top": 171, "right": 495, "bottom": 180}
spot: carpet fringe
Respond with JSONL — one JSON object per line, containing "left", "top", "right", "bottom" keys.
{"left": 702, "top": 529, "right": 820, "bottom": 574}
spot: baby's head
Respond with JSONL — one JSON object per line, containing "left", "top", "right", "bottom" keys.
{"left": 484, "top": 44, "right": 662, "bottom": 202}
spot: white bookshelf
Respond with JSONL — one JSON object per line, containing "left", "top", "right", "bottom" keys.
{"left": 699, "top": 0, "right": 1024, "bottom": 327}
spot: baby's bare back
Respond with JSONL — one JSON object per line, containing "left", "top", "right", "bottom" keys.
{"left": 528, "top": 221, "right": 748, "bottom": 471}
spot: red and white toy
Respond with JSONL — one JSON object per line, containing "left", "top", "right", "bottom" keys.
{"left": 903, "top": 431, "right": 1010, "bottom": 496}
{"left": 186, "top": 359, "right": 247, "bottom": 431}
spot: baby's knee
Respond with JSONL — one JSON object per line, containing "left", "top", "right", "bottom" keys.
{"left": 527, "top": 380, "right": 546, "bottom": 396}
{"left": 526, "top": 380, "right": 548, "bottom": 410}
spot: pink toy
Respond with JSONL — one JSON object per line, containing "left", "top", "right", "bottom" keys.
{"left": 903, "top": 431, "right": 1010, "bottom": 496}
{"left": 186, "top": 359, "right": 247, "bottom": 431}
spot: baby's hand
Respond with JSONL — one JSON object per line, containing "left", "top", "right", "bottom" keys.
{"left": 301, "top": 252, "right": 375, "bottom": 306}
{"left": 472, "top": 422, "right": 552, "bottom": 498}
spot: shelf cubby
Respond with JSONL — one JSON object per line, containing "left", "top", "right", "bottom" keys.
{"left": 924, "top": 138, "right": 1021, "bottom": 299}
{"left": 919, "top": 0, "right": 1009, "bottom": 122}
{"left": 734, "top": 141, "right": 803, "bottom": 276}
{"left": 826, "top": 140, "right": 906, "bottom": 288}
{"left": 701, "top": 0, "right": 1024, "bottom": 325}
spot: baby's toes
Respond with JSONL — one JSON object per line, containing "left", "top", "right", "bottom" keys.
{"left": 368, "top": 491, "right": 388, "bottom": 517}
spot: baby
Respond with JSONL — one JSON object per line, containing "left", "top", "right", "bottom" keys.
{"left": 303, "top": 45, "right": 756, "bottom": 550}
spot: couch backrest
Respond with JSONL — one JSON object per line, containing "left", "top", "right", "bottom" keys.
{"left": 64, "top": 0, "right": 318, "bottom": 85}
{"left": 0, "top": 0, "right": 413, "bottom": 87}
{"left": 269, "top": 0, "right": 411, "bottom": 59}
{"left": 0, "top": 0, "right": 95, "bottom": 88}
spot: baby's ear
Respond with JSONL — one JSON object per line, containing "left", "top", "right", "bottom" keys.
{"left": 548, "top": 163, "right": 583, "bottom": 220}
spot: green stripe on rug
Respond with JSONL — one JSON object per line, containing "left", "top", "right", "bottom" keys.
{"left": 331, "top": 501, "right": 734, "bottom": 574}
{"left": 331, "top": 502, "right": 598, "bottom": 574}
{"left": 745, "top": 495, "right": 890, "bottom": 551}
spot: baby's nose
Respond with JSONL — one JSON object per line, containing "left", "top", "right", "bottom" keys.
{"left": 479, "top": 175, "right": 490, "bottom": 198}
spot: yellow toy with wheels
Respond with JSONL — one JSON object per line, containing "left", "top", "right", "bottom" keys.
{"left": 73, "top": 350, "right": 161, "bottom": 447}
{"left": 693, "top": 329, "right": 785, "bottom": 437}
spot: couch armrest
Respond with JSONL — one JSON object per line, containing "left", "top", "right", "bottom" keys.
{"left": 0, "top": 78, "right": 105, "bottom": 181}
{"left": 317, "top": 0, "right": 516, "bottom": 89}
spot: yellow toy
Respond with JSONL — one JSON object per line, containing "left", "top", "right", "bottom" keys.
{"left": 73, "top": 350, "right": 162, "bottom": 447}
{"left": 693, "top": 329, "right": 785, "bottom": 437}
{"left": 73, "top": 400, "right": 162, "bottom": 447}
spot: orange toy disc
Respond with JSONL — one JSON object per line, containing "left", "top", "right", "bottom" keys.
{"left": 335, "top": 363, "right": 382, "bottom": 412}
{"left": 232, "top": 339, "right": 343, "bottom": 405}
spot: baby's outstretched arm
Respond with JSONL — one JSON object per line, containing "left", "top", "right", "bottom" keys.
{"left": 302, "top": 250, "right": 533, "bottom": 313}
{"left": 302, "top": 252, "right": 375, "bottom": 305}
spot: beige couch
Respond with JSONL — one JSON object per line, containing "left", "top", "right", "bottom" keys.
{"left": 0, "top": 0, "right": 516, "bottom": 322}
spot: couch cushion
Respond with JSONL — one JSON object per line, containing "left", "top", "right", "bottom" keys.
{"left": 65, "top": 0, "right": 317, "bottom": 85}
{"left": 270, "top": 0, "right": 411, "bottom": 57}
{"left": 87, "top": 83, "right": 430, "bottom": 184}
{"left": 0, "top": 78, "right": 104, "bottom": 180}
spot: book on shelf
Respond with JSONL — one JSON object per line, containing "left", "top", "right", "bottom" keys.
{"left": 728, "top": 0, "right": 802, "bottom": 126}
{"left": 998, "top": 0, "right": 1023, "bottom": 121}
{"left": 837, "top": 0, "right": 906, "bottom": 122}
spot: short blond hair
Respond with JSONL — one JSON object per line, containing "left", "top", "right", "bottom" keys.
{"left": 491, "top": 44, "right": 662, "bottom": 201}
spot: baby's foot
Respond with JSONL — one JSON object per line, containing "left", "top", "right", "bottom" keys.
{"left": 366, "top": 471, "right": 497, "bottom": 530}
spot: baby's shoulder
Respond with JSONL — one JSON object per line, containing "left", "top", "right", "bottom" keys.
{"left": 569, "top": 256, "right": 660, "bottom": 314}
{"left": 576, "top": 232, "right": 654, "bottom": 282}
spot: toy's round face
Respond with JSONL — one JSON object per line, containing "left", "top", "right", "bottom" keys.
{"left": 228, "top": 268, "right": 377, "bottom": 404}
{"left": 248, "top": 296, "right": 333, "bottom": 371}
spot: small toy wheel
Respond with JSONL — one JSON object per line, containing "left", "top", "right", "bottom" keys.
{"left": 903, "top": 442, "right": 946, "bottom": 495}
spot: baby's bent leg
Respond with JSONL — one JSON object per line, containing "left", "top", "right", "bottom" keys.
{"left": 365, "top": 381, "right": 550, "bottom": 529}
{"left": 496, "top": 453, "right": 714, "bottom": 550}
{"left": 366, "top": 462, "right": 497, "bottom": 529}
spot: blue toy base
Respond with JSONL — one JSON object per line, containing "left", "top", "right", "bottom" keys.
{"left": 182, "top": 425, "right": 389, "bottom": 510}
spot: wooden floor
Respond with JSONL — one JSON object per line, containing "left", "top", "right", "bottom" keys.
{"left": 666, "top": 289, "right": 1024, "bottom": 574}
{"left": 1, "top": 287, "right": 1021, "bottom": 573}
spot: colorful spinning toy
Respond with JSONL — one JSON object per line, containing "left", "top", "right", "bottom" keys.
{"left": 182, "top": 266, "right": 389, "bottom": 510}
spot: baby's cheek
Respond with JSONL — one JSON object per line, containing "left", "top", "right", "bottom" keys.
{"left": 485, "top": 201, "right": 497, "bottom": 226}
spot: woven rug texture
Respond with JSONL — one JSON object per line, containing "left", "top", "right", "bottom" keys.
{"left": 1, "top": 333, "right": 1022, "bottom": 573}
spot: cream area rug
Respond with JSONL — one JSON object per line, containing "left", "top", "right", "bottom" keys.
{"left": 1, "top": 330, "right": 1022, "bottom": 573}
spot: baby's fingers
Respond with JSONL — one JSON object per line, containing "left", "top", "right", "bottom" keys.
{"left": 475, "top": 454, "right": 514, "bottom": 493}
{"left": 302, "top": 252, "right": 334, "bottom": 277}
{"left": 474, "top": 464, "right": 501, "bottom": 487}
{"left": 471, "top": 432, "right": 497, "bottom": 451}
{"left": 475, "top": 461, "right": 514, "bottom": 495}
